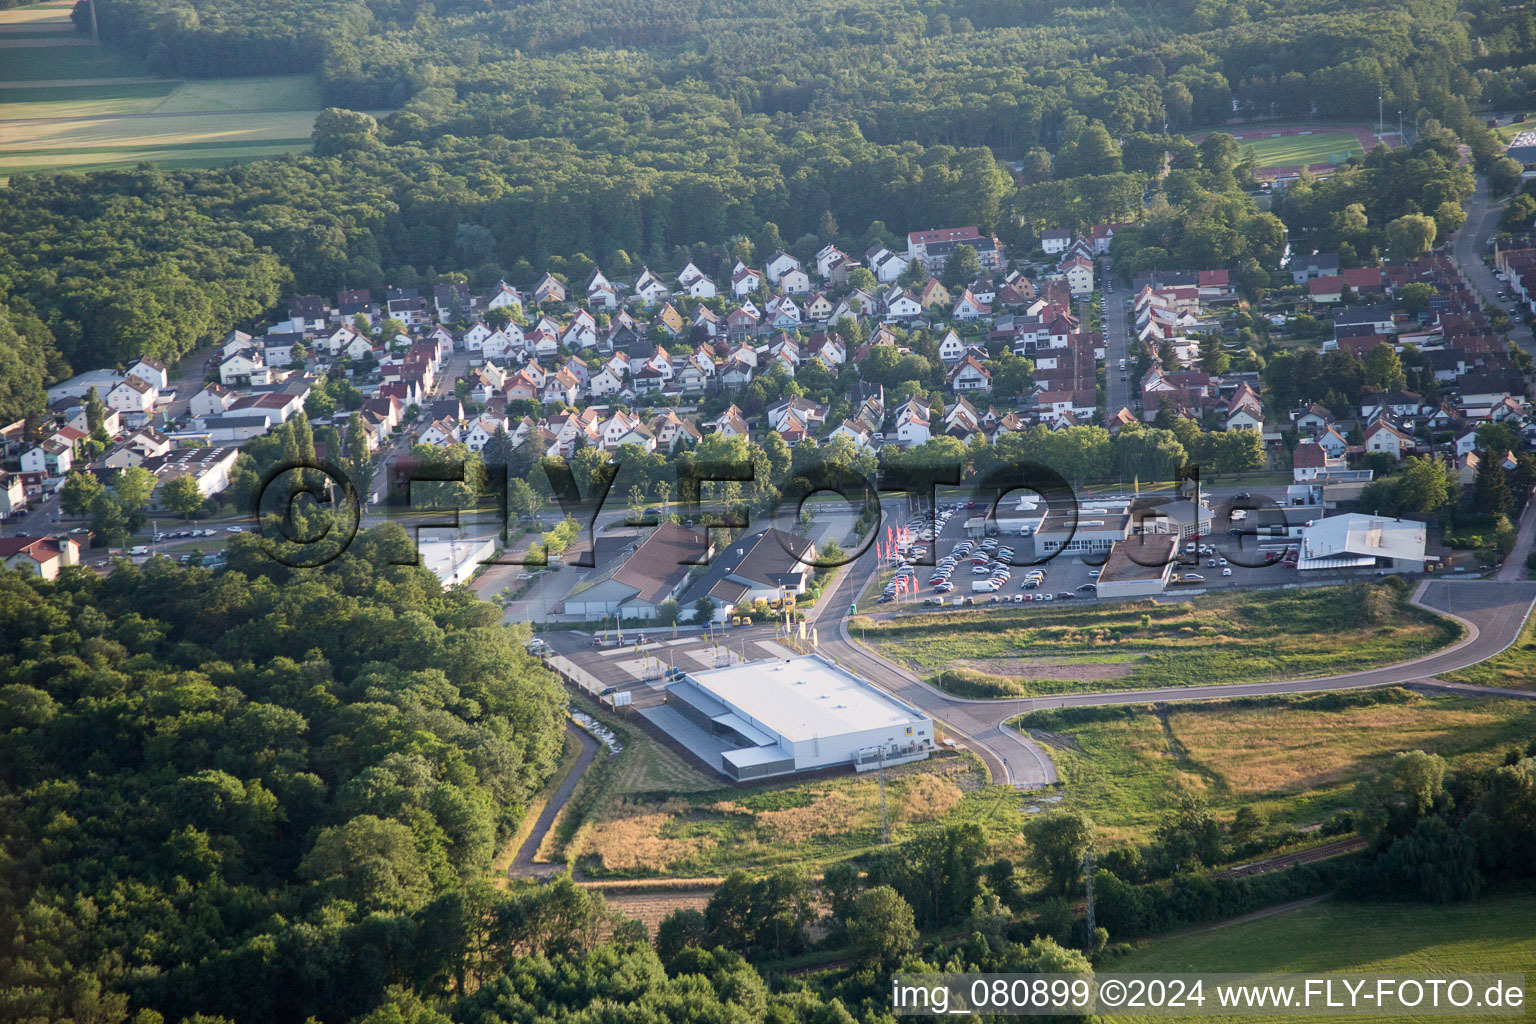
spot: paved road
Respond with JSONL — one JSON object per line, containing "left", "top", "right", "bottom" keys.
{"left": 1453, "top": 173, "right": 1536, "bottom": 359}
{"left": 1497, "top": 497, "right": 1536, "bottom": 581}
{"left": 1101, "top": 266, "right": 1133, "bottom": 417}
{"left": 507, "top": 720, "right": 600, "bottom": 878}
{"left": 814, "top": 527, "right": 1536, "bottom": 790}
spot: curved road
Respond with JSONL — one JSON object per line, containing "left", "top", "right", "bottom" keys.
{"left": 813, "top": 539, "right": 1536, "bottom": 790}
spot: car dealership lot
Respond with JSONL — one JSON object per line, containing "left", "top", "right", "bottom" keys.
{"left": 878, "top": 489, "right": 1391, "bottom": 613}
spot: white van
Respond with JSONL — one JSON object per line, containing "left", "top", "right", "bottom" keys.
{"left": 129, "top": 545, "right": 149, "bottom": 555}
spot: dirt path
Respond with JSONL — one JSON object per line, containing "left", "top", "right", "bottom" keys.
{"left": 507, "top": 720, "right": 600, "bottom": 878}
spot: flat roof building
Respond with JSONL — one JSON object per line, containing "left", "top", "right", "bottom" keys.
{"left": 1033, "top": 511, "right": 1131, "bottom": 559}
{"left": 1093, "top": 536, "right": 1176, "bottom": 599}
{"left": 647, "top": 654, "right": 934, "bottom": 780}
{"left": 1297, "top": 513, "right": 1426, "bottom": 571}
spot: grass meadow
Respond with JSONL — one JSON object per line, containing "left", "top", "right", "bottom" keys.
{"left": 1012, "top": 689, "right": 1536, "bottom": 846}
{"left": 1109, "top": 894, "right": 1536, "bottom": 1023}
{"left": 858, "top": 581, "right": 1460, "bottom": 697}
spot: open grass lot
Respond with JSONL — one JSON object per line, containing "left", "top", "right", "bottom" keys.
{"left": 1109, "top": 894, "right": 1536, "bottom": 1023}
{"left": 1241, "top": 131, "right": 1363, "bottom": 168}
{"left": 1012, "top": 689, "right": 1536, "bottom": 846}
{"left": 859, "top": 581, "right": 1459, "bottom": 697}
{"left": 559, "top": 736, "right": 1026, "bottom": 878}
{"left": 1440, "top": 601, "right": 1536, "bottom": 690}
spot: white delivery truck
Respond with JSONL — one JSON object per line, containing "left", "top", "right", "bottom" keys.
{"left": 971, "top": 579, "right": 998, "bottom": 593}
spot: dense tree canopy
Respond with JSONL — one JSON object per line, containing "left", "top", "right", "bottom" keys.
{"left": 0, "top": 527, "right": 568, "bottom": 1023}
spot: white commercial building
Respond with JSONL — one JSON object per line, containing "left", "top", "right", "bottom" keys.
{"left": 1296, "top": 513, "right": 1426, "bottom": 572}
{"left": 418, "top": 534, "right": 498, "bottom": 587}
{"left": 653, "top": 654, "right": 934, "bottom": 780}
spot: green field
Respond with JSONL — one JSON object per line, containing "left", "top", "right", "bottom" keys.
{"left": 1012, "top": 689, "right": 1536, "bottom": 845}
{"left": 1108, "top": 894, "right": 1536, "bottom": 1023}
{"left": 1241, "top": 131, "right": 1364, "bottom": 168}
{"left": 858, "top": 581, "right": 1460, "bottom": 697}
{"left": 0, "top": 1, "right": 326, "bottom": 178}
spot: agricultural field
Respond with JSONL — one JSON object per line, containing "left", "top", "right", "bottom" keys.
{"left": 858, "top": 581, "right": 1460, "bottom": 697}
{"left": 1110, "top": 894, "right": 1536, "bottom": 1023}
{"left": 1012, "top": 689, "right": 1536, "bottom": 846}
{"left": 1240, "top": 131, "right": 1364, "bottom": 168}
{"left": 0, "top": 0, "right": 324, "bottom": 179}
{"left": 552, "top": 730, "right": 1027, "bottom": 878}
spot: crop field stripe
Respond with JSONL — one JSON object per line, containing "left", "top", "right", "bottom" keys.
{"left": 0, "top": 136, "right": 313, "bottom": 156}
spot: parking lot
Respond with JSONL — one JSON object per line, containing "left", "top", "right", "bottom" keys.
{"left": 872, "top": 490, "right": 1387, "bottom": 613}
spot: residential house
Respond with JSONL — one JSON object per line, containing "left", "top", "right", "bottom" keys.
{"left": 864, "top": 245, "right": 909, "bottom": 283}
{"left": 532, "top": 273, "right": 567, "bottom": 305}
{"left": 634, "top": 268, "right": 670, "bottom": 304}
{"left": 677, "top": 262, "right": 716, "bottom": 299}
{"left": 288, "top": 296, "right": 328, "bottom": 334}
{"left": 106, "top": 374, "right": 157, "bottom": 416}
{"left": 485, "top": 280, "right": 523, "bottom": 316}
{"left": 947, "top": 354, "right": 993, "bottom": 393}
{"left": 0, "top": 472, "right": 25, "bottom": 519}
{"left": 433, "top": 281, "right": 473, "bottom": 321}
{"left": 778, "top": 265, "right": 812, "bottom": 295}
{"left": 731, "top": 264, "right": 764, "bottom": 298}
{"left": 765, "top": 251, "right": 802, "bottom": 285}
{"left": 676, "top": 528, "right": 817, "bottom": 621}
{"left": 1061, "top": 255, "right": 1094, "bottom": 296}
{"left": 219, "top": 349, "right": 264, "bottom": 386}
{"left": 1290, "top": 252, "right": 1341, "bottom": 284}
{"left": 1224, "top": 383, "right": 1264, "bottom": 431}
{"left": 952, "top": 288, "right": 989, "bottom": 320}
{"left": 1363, "top": 418, "right": 1415, "bottom": 460}
{"left": 0, "top": 536, "right": 80, "bottom": 580}
{"left": 1039, "top": 229, "right": 1073, "bottom": 255}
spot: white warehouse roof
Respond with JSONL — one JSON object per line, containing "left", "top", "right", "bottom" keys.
{"left": 1299, "top": 513, "right": 1425, "bottom": 565}
{"left": 686, "top": 655, "right": 926, "bottom": 742}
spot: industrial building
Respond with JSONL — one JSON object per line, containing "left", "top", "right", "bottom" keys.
{"left": 1296, "top": 513, "right": 1427, "bottom": 571}
{"left": 1093, "top": 535, "right": 1177, "bottom": 598}
{"left": 644, "top": 654, "right": 934, "bottom": 780}
{"left": 1506, "top": 129, "right": 1536, "bottom": 167}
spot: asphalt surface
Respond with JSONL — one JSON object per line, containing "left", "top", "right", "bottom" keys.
{"left": 1100, "top": 265, "right": 1133, "bottom": 416}
{"left": 1453, "top": 174, "right": 1536, "bottom": 359}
